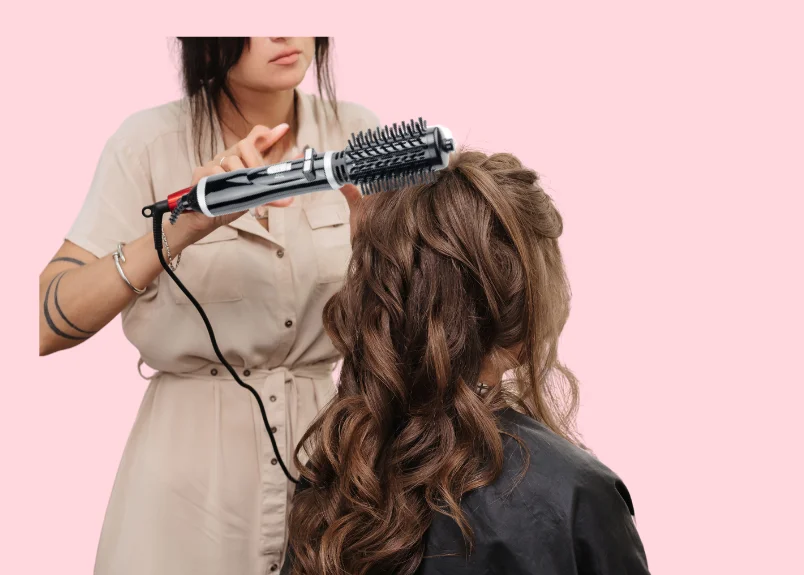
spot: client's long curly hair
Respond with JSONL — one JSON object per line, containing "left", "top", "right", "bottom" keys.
{"left": 287, "top": 151, "right": 579, "bottom": 575}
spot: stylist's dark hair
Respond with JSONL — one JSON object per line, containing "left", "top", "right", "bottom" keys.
{"left": 176, "top": 37, "right": 336, "bottom": 164}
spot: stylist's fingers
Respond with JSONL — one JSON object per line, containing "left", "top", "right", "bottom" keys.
{"left": 212, "top": 123, "right": 291, "bottom": 168}
{"left": 214, "top": 137, "right": 263, "bottom": 169}
{"left": 232, "top": 139, "right": 264, "bottom": 168}
{"left": 220, "top": 155, "right": 245, "bottom": 171}
{"left": 251, "top": 123, "right": 290, "bottom": 156}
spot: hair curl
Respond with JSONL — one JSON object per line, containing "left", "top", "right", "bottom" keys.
{"left": 287, "top": 150, "right": 580, "bottom": 575}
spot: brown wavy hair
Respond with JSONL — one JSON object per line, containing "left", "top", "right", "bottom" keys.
{"left": 287, "top": 150, "right": 580, "bottom": 574}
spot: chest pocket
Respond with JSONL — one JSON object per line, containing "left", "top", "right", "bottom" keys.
{"left": 168, "top": 225, "right": 243, "bottom": 304}
{"left": 303, "top": 202, "right": 352, "bottom": 284}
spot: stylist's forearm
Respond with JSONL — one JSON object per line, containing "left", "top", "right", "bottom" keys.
{"left": 38, "top": 223, "right": 194, "bottom": 355}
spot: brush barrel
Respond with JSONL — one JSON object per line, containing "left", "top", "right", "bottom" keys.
{"left": 339, "top": 122, "right": 455, "bottom": 194}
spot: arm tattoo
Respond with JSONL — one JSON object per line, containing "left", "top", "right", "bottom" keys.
{"left": 50, "top": 257, "right": 86, "bottom": 266}
{"left": 43, "top": 271, "right": 96, "bottom": 340}
{"left": 53, "top": 272, "right": 96, "bottom": 335}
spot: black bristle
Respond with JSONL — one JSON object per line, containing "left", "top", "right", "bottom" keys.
{"left": 357, "top": 166, "right": 438, "bottom": 196}
{"left": 347, "top": 117, "right": 448, "bottom": 195}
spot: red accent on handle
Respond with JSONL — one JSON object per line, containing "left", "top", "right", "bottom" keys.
{"left": 167, "top": 187, "right": 192, "bottom": 211}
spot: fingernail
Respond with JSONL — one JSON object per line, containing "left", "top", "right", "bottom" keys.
{"left": 276, "top": 123, "right": 289, "bottom": 131}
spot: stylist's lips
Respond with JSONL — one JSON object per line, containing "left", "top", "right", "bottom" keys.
{"left": 270, "top": 49, "right": 301, "bottom": 65}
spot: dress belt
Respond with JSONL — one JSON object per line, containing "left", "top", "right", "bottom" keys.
{"left": 137, "top": 357, "right": 335, "bottom": 380}
{"left": 137, "top": 357, "right": 336, "bottom": 436}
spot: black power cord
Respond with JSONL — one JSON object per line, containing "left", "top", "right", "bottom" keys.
{"left": 149, "top": 208, "right": 298, "bottom": 484}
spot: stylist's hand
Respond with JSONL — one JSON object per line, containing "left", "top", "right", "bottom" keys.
{"left": 340, "top": 184, "right": 363, "bottom": 243}
{"left": 171, "top": 124, "right": 295, "bottom": 249}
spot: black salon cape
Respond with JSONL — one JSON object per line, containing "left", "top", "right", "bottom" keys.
{"left": 281, "top": 408, "right": 650, "bottom": 574}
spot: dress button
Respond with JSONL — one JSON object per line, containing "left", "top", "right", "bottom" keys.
{"left": 210, "top": 368, "right": 218, "bottom": 376}
{"left": 269, "top": 395, "right": 277, "bottom": 402}
{"left": 276, "top": 249, "right": 285, "bottom": 258}
{"left": 271, "top": 426, "right": 277, "bottom": 433}
{"left": 285, "top": 319, "right": 293, "bottom": 328}
{"left": 243, "top": 369, "right": 251, "bottom": 376}
{"left": 271, "top": 458, "right": 277, "bottom": 465}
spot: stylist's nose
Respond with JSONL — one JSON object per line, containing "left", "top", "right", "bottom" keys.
{"left": 269, "top": 37, "right": 287, "bottom": 42}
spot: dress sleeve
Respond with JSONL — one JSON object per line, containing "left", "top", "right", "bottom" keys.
{"left": 65, "top": 129, "right": 154, "bottom": 258}
{"left": 572, "top": 467, "right": 651, "bottom": 574}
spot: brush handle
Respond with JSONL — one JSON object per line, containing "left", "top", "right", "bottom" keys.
{"left": 178, "top": 148, "right": 346, "bottom": 218}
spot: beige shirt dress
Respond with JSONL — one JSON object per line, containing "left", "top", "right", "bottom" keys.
{"left": 65, "top": 90, "right": 379, "bottom": 575}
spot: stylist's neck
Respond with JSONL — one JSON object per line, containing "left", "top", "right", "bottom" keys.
{"left": 218, "top": 85, "right": 295, "bottom": 143}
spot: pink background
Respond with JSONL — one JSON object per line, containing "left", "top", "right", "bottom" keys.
{"left": 5, "top": 2, "right": 803, "bottom": 574}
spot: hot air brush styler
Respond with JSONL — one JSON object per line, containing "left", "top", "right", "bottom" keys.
{"left": 141, "top": 118, "right": 455, "bottom": 227}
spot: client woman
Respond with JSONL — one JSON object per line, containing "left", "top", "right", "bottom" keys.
{"left": 282, "top": 151, "right": 651, "bottom": 574}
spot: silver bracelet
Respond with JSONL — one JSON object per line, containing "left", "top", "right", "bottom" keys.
{"left": 161, "top": 225, "right": 181, "bottom": 271}
{"left": 113, "top": 243, "right": 146, "bottom": 295}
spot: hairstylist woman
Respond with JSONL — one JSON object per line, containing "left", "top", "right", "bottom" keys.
{"left": 38, "top": 37, "right": 379, "bottom": 575}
